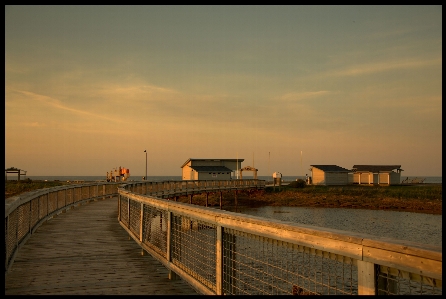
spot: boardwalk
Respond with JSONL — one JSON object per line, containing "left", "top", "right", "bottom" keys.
{"left": 5, "top": 196, "right": 198, "bottom": 295}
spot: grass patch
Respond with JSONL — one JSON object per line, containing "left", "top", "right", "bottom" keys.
{"left": 5, "top": 179, "right": 69, "bottom": 199}
{"left": 268, "top": 184, "right": 442, "bottom": 201}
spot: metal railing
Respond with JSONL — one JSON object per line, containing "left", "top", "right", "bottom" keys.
{"left": 118, "top": 180, "right": 442, "bottom": 295}
{"left": 4, "top": 182, "right": 119, "bottom": 273}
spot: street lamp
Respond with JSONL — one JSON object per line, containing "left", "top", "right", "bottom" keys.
{"left": 144, "top": 150, "right": 147, "bottom": 180}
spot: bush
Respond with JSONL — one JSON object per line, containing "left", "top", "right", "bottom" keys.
{"left": 288, "top": 179, "right": 306, "bottom": 188}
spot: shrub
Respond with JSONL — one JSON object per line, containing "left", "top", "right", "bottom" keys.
{"left": 288, "top": 179, "right": 306, "bottom": 188}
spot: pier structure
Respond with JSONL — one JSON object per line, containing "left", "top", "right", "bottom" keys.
{"left": 5, "top": 179, "right": 442, "bottom": 295}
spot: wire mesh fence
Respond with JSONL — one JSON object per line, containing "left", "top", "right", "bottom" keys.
{"left": 376, "top": 265, "right": 442, "bottom": 295}
{"left": 142, "top": 205, "right": 168, "bottom": 257}
{"left": 171, "top": 214, "right": 217, "bottom": 292}
{"left": 222, "top": 228, "right": 357, "bottom": 295}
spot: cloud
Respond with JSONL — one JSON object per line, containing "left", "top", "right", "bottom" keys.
{"left": 277, "top": 91, "right": 331, "bottom": 102}
{"left": 15, "top": 90, "right": 125, "bottom": 124}
{"left": 328, "top": 58, "right": 441, "bottom": 77}
{"left": 25, "top": 122, "right": 47, "bottom": 127}
{"left": 100, "top": 83, "right": 178, "bottom": 99}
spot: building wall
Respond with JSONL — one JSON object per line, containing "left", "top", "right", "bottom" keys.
{"left": 325, "top": 172, "right": 349, "bottom": 185}
{"left": 353, "top": 173, "right": 359, "bottom": 184}
{"left": 378, "top": 173, "right": 389, "bottom": 184}
{"left": 360, "top": 173, "right": 373, "bottom": 184}
{"left": 379, "top": 172, "right": 401, "bottom": 185}
{"left": 353, "top": 173, "right": 373, "bottom": 184}
{"left": 348, "top": 173, "right": 354, "bottom": 184}
{"left": 182, "top": 164, "right": 195, "bottom": 180}
{"left": 373, "top": 173, "right": 379, "bottom": 184}
{"left": 198, "top": 172, "right": 231, "bottom": 180}
{"left": 390, "top": 172, "right": 401, "bottom": 185}
{"left": 311, "top": 168, "right": 326, "bottom": 185}
{"left": 353, "top": 171, "right": 401, "bottom": 185}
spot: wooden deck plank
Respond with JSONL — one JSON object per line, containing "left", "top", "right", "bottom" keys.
{"left": 5, "top": 197, "right": 199, "bottom": 295}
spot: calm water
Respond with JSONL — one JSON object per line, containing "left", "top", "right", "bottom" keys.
{"left": 226, "top": 206, "right": 442, "bottom": 247}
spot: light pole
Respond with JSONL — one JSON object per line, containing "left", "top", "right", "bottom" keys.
{"left": 144, "top": 150, "right": 147, "bottom": 180}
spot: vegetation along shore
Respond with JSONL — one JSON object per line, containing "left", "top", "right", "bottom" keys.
{"left": 5, "top": 179, "right": 442, "bottom": 215}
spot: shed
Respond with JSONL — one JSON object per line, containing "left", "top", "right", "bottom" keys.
{"left": 310, "top": 165, "right": 351, "bottom": 186}
{"left": 352, "top": 165, "right": 403, "bottom": 185}
{"left": 181, "top": 158, "right": 244, "bottom": 180}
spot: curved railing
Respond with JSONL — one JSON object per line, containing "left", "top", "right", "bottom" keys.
{"left": 122, "top": 179, "right": 266, "bottom": 199}
{"left": 118, "top": 180, "right": 442, "bottom": 295}
{"left": 4, "top": 182, "right": 119, "bottom": 273}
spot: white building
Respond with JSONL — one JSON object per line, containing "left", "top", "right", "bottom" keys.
{"left": 310, "top": 165, "right": 351, "bottom": 186}
{"left": 352, "top": 165, "right": 403, "bottom": 185}
{"left": 181, "top": 158, "right": 244, "bottom": 181}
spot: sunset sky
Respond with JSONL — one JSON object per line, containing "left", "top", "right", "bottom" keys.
{"left": 5, "top": 5, "right": 442, "bottom": 177}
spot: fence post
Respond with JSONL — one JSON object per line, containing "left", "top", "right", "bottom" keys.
{"left": 127, "top": 197, "right": 131, "bottom": 229}
{"left": 216, "top": 225, "right": 223, "bottom": 295}
{"left": 357, "top": 260, "right": 376, "bottom": 295}
{"left": 139, "top": 202, "right": 144, "bottom": 243}
{"left": 118, "top": 194, "right": 121, "bottom": 222}
{"left": 166, "top": 212, "right": 178, "bottom": 280}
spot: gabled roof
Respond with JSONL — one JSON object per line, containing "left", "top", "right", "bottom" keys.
{"left": 190, "top": 166, "right": 233, "bottom": 172}
{"left": 181, "top": 158, "right": 245, "bottom": 168}
{"left": 352, "top": 165, "right": 402, "bottom": 173}
{"left": 310, "top": 165, "right": 351, "bottom": 172}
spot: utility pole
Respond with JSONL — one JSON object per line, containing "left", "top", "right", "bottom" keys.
{"left": 144, "top": 150, "right": 147, "bottom": 180}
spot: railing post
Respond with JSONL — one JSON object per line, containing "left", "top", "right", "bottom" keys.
{"left": 29, "top": 197, "right": 32, "bottom": 234}
{"left": 216, "top": 225, "right": 223, "bottom": 295}
{"left": 357, "top": 260, "right": 376, "bottom": 295}
{"left": 166, "top": 211, "right": 178, "bottom": 280}
{"left": 139, "top": 202, "right": 144, "bottom": 243}
{"left": 118, "top": 194, "right": 121, "bottom": 222}
{"left": 127, "top": 197, "right": 131, "bottom": 229}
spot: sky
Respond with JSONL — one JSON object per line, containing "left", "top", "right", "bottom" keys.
{"left": 5, "top": 5, "right": 442, "bottom": 177}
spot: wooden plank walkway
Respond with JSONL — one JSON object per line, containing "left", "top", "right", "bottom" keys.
{"left": 5, "top": 196, "right": 199, "bottom": 295}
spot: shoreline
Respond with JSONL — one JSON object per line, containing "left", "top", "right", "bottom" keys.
{"left": 175, "top": 187, "right": 442, "bottom": 215}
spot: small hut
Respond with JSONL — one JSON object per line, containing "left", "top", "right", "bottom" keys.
{"left": 5, "top": 167, "right": 27, "bottom": 181}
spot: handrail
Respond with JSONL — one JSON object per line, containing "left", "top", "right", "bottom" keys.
{"left": 118, "top": 180, "right": 442, "bottom": 295}
{"left": 4, "top": 182, "right": 120, "bottom": 273}
{"left": 121, "top": 179, "right": 265, "bottom": 199}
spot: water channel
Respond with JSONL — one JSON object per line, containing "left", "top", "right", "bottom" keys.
{"left": 225, "top": 206, "right": 442, "bottom": 247}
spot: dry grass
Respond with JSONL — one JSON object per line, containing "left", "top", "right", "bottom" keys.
{"left": 175, "top": 184, "right": 442, "bottom": 215}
